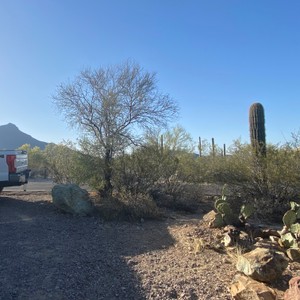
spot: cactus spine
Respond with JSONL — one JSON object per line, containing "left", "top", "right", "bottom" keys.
{"left": 249, "top": 102, "right": 266, "bottom": 157}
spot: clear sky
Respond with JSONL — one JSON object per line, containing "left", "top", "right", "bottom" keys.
{"left": 1, "top": 0, "right": 299, "bottom": 148}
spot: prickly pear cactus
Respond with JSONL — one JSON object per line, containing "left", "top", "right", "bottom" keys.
{"left": 240, "top": 204, "right": 255, "bottom": 220}
{"left": 210, "top": 212, "right": 225, "bottom": 228}
{"left": 289, "top": 201, "right": 300, "bottom": 219}
{"left": 283, "top": 210, "right": 297, "bottom": 228}
{"left": 214, "top": 198, "right": 226, "bottom": 210}
{"left": 290, "top": 201, "right": 300, "bottom": 211}
{"left": 291, "top": 223, "right": 300, "bottom": 238}
{"left": 280, "top": 233, "right": 298, "bottom": 249}
{"left": 216, "top": 202, "right": 232, "bottom": 215}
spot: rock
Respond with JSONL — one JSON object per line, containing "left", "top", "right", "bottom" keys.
{"left": 203, "top": 210, "right": 224, "bottom": 228}
{"left": 52, "top": 184, "right": 94, "bottom": 216}
{"left": 254, "top": 239, "right": 284, "bottom": 252}
{"left": 236, "top": 247, "right": 288, "bottom": 283}
{"left": 223, "top": 233, "right": 234, "bottom": 247}
{"left": 286, "top": 248, "right": 300, "bottom": 262}
{"left": 269, "top": 236, "right": 280, "bottom": 243}
{"left": 230, "top": 274, "right": 277, "bottom": 300}
{"left": 260, "top": 228, "right": 281, "bottom": 238}
{"left": 244, "top": 224, "right": 281, "bottom": 239}
{"left": 284, "top": 276, "right": 300, "bottom": 300}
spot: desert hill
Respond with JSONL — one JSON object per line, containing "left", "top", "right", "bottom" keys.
{"left": 0, "top": 123, "right": 48, "bottom": 150}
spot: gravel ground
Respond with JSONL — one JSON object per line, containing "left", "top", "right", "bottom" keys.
{"left": 0, "top": 191, "right": 298, "bottom": 299}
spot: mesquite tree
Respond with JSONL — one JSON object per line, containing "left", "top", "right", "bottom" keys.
{"left": 52, "top": 61, "right": 178, "bottom": 196}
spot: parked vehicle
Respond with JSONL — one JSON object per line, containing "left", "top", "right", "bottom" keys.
{"left": 0, "top": 150, "right": 30, "bottom": 191}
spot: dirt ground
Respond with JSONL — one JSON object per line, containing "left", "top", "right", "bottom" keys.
{"left": 0, "top": 191, "right": 299, "bottom": 300}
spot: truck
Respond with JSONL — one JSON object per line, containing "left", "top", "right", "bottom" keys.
{"left": 0, "top": 150, "right": 30, "bottom": 192}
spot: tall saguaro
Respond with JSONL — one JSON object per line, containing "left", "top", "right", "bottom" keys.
{"left": 249, "top": 102, "right": 266, "bottom": 157}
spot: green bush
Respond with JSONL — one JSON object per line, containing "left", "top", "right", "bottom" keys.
{"left": 112, "top": 144, "right": 179, "bottom": 194}
{"left": 217, "top": 142, "right": 300, "bottom": 219}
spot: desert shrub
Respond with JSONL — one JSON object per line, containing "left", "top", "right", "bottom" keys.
{"left": 93, "top": 190, "right": 161, "bottom": 221}
{"left": 175, "top": 152, "right": 203, "bottom": 182}
{"left": 92, "top": 194, "right": 128, "bottom": 220}
{"left": 112, "top": 144, "right": 179, "bottom": 194}
{"left": 117, "top": 190, "right": 161, "bottom": 220}
{"left": 188, "top": 139, "right": 300, "bottom": 220}
{"left": 43, "top": 142, "right": 89, "bottom": 184}
{"left": 150, "top": 174, "right": 203, "bottom": 213}
{"left": 18, "top": 144, "right": 48, "bottom": 178}
{"left": 223, "top": 142, "right": 300, "bottom": 220}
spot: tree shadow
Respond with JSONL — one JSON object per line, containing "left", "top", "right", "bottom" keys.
{"left": 0, "top": 196, "right": 175, "bottom": 300}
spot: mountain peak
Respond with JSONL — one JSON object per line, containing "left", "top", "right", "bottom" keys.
{"left": 0, "top": 123, "right": 48, "bottom": 150}
{"left": 5, "top": 123, "right": 18, "bottom": 129}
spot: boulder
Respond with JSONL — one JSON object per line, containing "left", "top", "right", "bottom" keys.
{"left": 236, "top": 247, "right": 288, "bottom": 283}
{"left": 230, "top": 274, "right": 277, "bottom": 300}
{"left": 284, "top": 276, "right": 300, "bottom": 300}
{"left": 52, "top": 184, "right": 94, "bottom": 216}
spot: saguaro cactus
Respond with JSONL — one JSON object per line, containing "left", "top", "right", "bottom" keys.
{"left": 249, "top": 102, "right": 266, "bottom": 156}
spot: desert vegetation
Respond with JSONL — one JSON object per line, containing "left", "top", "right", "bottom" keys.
{"left": 14, "top": 63, "right": 300, "bottom": 225}
{"left": 18, "top": 66, "right": 300, "bottom": 222}
{"left": 19, "top": 125, "right": 300, "bottom": 222}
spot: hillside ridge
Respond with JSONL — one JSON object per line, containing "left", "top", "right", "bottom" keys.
{"left": 0, "top": 123, "right": 48, "bottom": 150}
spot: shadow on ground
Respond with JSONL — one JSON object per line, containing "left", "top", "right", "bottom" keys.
{"left": 0, "top": 196, "right": 175, "bottom": 300}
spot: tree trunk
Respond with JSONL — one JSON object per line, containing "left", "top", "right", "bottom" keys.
{"left": 100, "top": 148, "right": 113, "bottom": 198}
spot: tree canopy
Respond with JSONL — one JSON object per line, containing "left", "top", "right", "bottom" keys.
{"left": 53, "top": 61, "right": 179, "bottom": 195}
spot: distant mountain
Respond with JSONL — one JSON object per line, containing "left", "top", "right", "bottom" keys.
{"left": 0, "top": 123, "right": 48, "bottom": 150}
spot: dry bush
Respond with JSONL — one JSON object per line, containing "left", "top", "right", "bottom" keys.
{"left": 92, "top": 190, "right": 161, "bottom": 221}
{"left": 150, "top": 174, "right": 204, "bottom": 213}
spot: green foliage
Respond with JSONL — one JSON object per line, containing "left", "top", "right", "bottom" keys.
{"left": 44, "top": 141, "right": 88, "bottom": 185}
{"left": 210, "top": 141, "right": 300, "bottom": 219}
{"left": 18, "top": 144, "right": 47, "bottom": 178}
{"left": 113, "top": 144, "right": 179, "bottom": 194}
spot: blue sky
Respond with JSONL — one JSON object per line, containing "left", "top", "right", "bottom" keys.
{"left": 0, "top": 1, "right": 300, "bottom": 148}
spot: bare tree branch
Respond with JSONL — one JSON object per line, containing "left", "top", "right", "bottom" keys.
{"left": 52, "top": 60, "right": 179, "bottom": 195}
